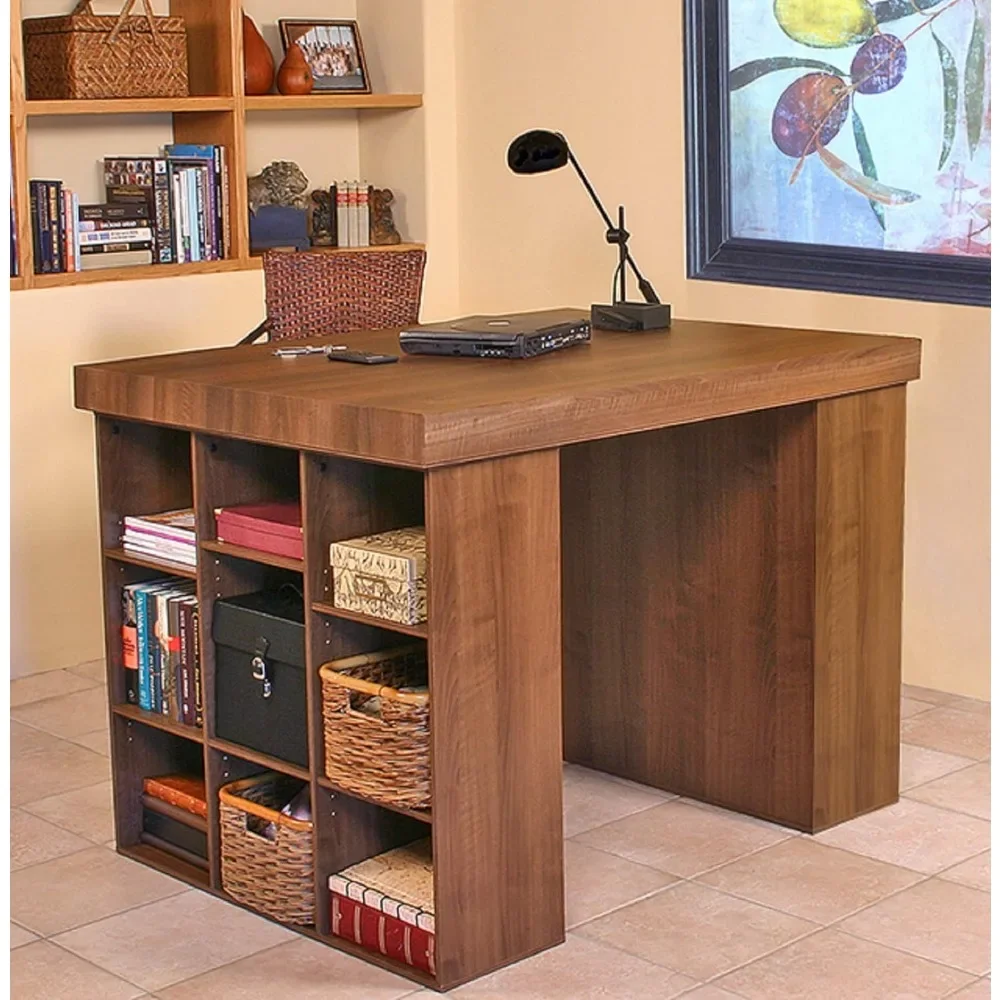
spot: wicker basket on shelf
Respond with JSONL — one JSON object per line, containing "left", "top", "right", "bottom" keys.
{"left": 319, "top": 645, "right": 430, "bottom": 810}
{"left": 219, "top": 773, "right": 314, "bottom": 925}
{"left": 23, "top": 0, "right": 189, "bottom": 101}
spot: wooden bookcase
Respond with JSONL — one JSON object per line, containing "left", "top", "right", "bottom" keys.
{"left": 9, "top": 0, "right": 423, "bottom": 290}
{"left": 98, "top": 417, "right": 440, "bottom": 988}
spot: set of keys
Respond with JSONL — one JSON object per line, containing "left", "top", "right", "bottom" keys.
{"left": 272, "top": 344, "right": 398, "bottom": 365}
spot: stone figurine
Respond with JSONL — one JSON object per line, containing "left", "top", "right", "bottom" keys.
{"left": 370, "top": 187, "right": 402, "bottom": 245}
{"left": 247, "top": 161, "right": 310, "bottom": 214}
{"left": 308, "top": 188, "right": 336, "bottom": 246}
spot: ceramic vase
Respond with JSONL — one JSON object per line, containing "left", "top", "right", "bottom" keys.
{"left": 276, "top": 42, "right": 314, "bottom": 96}
{"left": 243, "top": 12, "right": 275, "bottom": 96}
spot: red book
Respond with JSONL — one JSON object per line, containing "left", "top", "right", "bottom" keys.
{"left": 143, "top": 774, "right": 208, "bottom": 819}
{"left": 214, "top": 501, "right": 303, "bottom": 560}
{"left": 330, "top": 894, "right": 435, "bottom": 976}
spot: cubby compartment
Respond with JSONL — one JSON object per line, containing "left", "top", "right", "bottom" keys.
{"left": 111, "top": 714, "right": 209, "bottom": 887}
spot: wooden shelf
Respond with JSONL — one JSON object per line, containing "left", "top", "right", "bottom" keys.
{"left": 25, "top": 96, "right": 236, "bottom": 116}
{"left": 30, "top": 259, "right": 245, "bottom": 289}
{"left": 208, "top": 737, "right": 312, "bottom": 782}
{"left": 10, "top": 275, "right": 25, "bottom": 291}
{"left": 119, "top": 842, "right": 210, "bottom": 889}
{"left": 200, "top": 539, "right": 303, "bottom": 573}
{"left": 317, "top": 775, "right": 431, "bottom": 825}
{"left": 311, "top": 601, "right": 427, "bottom": 639}
{"left": 104, "top": 546, "right": 198, "bottom": 579}
{"left": 113, "top": 703, "right": 203, "bottom": 743}
{"left": 244, "top": 93, "right": 422, "bottom": 112}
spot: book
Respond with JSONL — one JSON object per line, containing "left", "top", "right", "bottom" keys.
{"left": 104, "top": 157, "right": 172, "bottom": 264}
{"left": 143, "top": 774, "right": 208, "bottom": 819}
{"left": 178, "top": 596, "right": 196, "bottom": 726}
{"left": 79, "top": 227, "right": 154, "bottom": 245}
{"left": 165, "top": 593, "right": 185, "bottom": 720}
{"left": 349, "top": 181, "right": 360, "bottom": 247}
{"left": 121, "top": 583, "right": 142, "bottom": 705}
{"left": 125, "top": 509, "right": 196, "bottom": 539}
{"left": 135, "top": 580, "right": 172, "bottom": 711}
{"left": 80, "top": 202, "right": 149, "bottom": 222}
{"left": 336, "top": 182, "right": 350, "bottom": 248}
{"left": 215, "top": 500, "right": 303, "bottom": 560}
{"left": 71, "top": 191, "right": 81, "bottom": 272}
{"left": 359, "top": 183, "right": 370, "bottom": 247}
{"left": 80, "top": 242, "right": 155, "bottom": 255}
{"left": 79, "top": 250, "right": 154, "bottom": 270}
{"left": 165, "top": 144, "right": 224, "bottom": 260}
{"left": 48, "top": 181, "right": 63, "bottom": 273}
{"left": 192, "top": 606, "right": 203, "bottom": 726}
{"left": 61, "top": 190, "right": 74, "bottom": 273}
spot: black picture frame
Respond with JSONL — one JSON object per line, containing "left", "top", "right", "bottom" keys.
{"left": 278, "top": 19, "right": 371, "bottom": 94}
{"left": 683, "top": 0, "right": 990, "bottom": 307}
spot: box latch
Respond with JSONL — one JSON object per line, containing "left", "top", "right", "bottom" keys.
{"left": 251, "top": 636, "right": 272, "bottom": 699}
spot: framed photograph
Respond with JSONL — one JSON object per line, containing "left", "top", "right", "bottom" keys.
{"left": 685, "top": 0, "right": 990, "bottom": 306}
{"left": 278, "top": 19, "right": 370, "bottom": 93}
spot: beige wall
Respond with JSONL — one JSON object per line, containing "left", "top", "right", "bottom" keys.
{"left": 10, "top": 0, "right": 989, "bottom": 699}
{"left": 453, "top": 0, "right": 989, "bottom": 698}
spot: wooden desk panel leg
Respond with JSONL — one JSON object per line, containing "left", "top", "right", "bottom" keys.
{"left": 426, "top": 450, "right": 565, "bottom": 990}
{"left": 561, "top": 388, "right": 906, "bottom": 833}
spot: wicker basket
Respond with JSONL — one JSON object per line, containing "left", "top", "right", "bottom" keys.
{"left": 219, "top": 773, "right": 314, "bottom": 925}
{"left": 24, "top": 0, "right": 188, "bottom": 101}
{"left": 320, "top": 645, "right": 430, "bottom": 810}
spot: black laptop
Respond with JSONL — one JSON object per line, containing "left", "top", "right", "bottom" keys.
{"left": 399, "top": 308, "right": 591, "bottom": 359}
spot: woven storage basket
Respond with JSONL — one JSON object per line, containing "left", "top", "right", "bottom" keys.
{"left": 320, "top": 644, "right": 430, "bottom": 810}
{"left": 262, "top": 247, "right": 426, "bottom": 342}
{"left": 219, "top": 773, "right": 314, "bottom": 925}
{"left": 24, "top": 0, "right": 188, "bottom": 101}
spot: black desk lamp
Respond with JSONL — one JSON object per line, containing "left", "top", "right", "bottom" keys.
{"left": 507, "top": 129, "right": 671, "bottom": 332}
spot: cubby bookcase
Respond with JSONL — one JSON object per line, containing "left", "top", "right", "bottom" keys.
{"left": 98, "top": 416, "right": 438, "bottom": 986}
{"left": 9, "top": 0, "right": 424, "bottom": 290}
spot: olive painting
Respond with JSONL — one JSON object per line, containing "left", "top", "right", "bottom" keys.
{"left": 729, "top": 0, "right": 991, "bottom": 257}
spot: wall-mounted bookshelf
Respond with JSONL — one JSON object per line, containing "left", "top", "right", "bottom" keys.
{"left": 9, "top": 0, "right": 424, "bottom": 291}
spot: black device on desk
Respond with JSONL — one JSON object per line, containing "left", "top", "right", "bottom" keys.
{"left": 399, "top": 308, "right": 591, "bottom": 359}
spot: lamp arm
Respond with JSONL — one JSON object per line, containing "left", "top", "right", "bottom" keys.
{"left": 564, "top": 146, "right": 661, "bottom": 306}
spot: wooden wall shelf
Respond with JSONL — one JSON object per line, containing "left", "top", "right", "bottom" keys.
{"left": 9, "top": 0, "right": 424, "bottom": 291}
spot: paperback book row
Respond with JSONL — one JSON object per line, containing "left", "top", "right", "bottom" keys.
{"left": 30, "top": 144, "right": 230, "bottom": 274}
{"left": 122, "top": 577, "right": 203, "bottom": 727}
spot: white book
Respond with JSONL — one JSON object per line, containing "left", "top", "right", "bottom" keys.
{"left": 79, "top": 227, "right": 153, "bottom": 244}
{"left": 336, "top": 181, "right": 350, "bottom": 248}
{"left": 359, "top": 182, "right": 370, "bottom": 247}
{"left": 72, "top": 192, "right": 81, "bottom": 271}
{"left": 80, "top": 250, "right": 153, "bottom": 270}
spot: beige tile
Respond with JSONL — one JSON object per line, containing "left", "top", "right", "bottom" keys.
{"left": 23, "top": 781, "right": 116, "bottom": 844}
{"left": 11, "top": 940, "right": 145, "bottom": 1000}
{"left": 11, "top": 669, "right": 99, "bottom": 708}
{"left": 66, "top": 658, "right": 109, "bottom": 685}
{"left": 839, "top": 879, "right": 990, "bottom": 976}
{"left": 902, "top": 685, "right": 959, "bottom": 706}
{"left": 677, "top": 988, "right": 747, "bottom": 1000}
{"left": 562, "top": 763, "right": 670, "bottom": 838}
{"left": 564, "top": 840, "right": 677, "bottom": 928}
{"left": 698, "top": 837, "right": 921, "bottom": 924}
{"left": 156, "top": 936, "right": 414, "bottom": 999}
{"left": 902, "top": 696, "right": 937, "bottom": 719}
{"left": 54, "top": 889, "right": 296, "bottom": 992}
{"left": 12, "top": 719, "right": 62, "bottom": 755}
{"left": 10, "top": 922, "right": 38, "bottom": 949}
{"left": 11, "top": 731, "right": 110, "bottom": 806}
{"left": 814, "top": 799, "right": 990, "bottom": 874}
{"left": 11, "top": 846, "right": 186, "bottom": 935}
{"left": 947, "top": 979, "right": 992, "bottom": 999}
{"left": 11, "top": 686, "right": 110, "bottom": 739}
{"left": 902, "top": 708, "right": 991, "bottom": 761}
{"left": 906, "top": 762, "right": 990, "bottom": 820}
{"left": 11, "top": 808, "right": 92, "bottom": 870}
{"left": 940, "top": 851, "right": 990, "bottom": 892}
{"left": 901, "top": 744, "right": 977, "bottom": 791}
{"left": 576, "top": 881, "right": 814, "bottom": 981}
{"left": 573, "top": 799, "right": 793, "bottom": 877}
{"left": 718, "top": 928, "right": 972, "bottom": 999}
{"left": 447, "top": 933, "right": 697, "bottom": 999}
{"left": 69, "top": 729, "right": 113, "bottom": 756}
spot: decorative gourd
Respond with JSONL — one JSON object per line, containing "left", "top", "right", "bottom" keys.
{"left": 277, "top": 42, "right": 313, "bottom": 96}
{"left": 243, "top": 12, "right": 275, "bottom": 96}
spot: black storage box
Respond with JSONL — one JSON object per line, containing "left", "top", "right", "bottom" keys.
{"left": 213, "top": 588, "right": 308, "bottom": 768}
{"left": 142, "top": 807, "right": 209, "bottom": 862}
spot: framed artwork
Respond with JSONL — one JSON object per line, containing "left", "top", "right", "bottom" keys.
{"left": 278, "top": 19, "right": 370, "bottom": 93}
{"left": 685, "top": 0, "right": 990, "bottom": 305}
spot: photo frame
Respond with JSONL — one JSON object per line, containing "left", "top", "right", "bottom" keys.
{"left": 278, "top": 19, "right": 370, "bottom": 94}
{"left": 684, "top": 0, "right": 990, "bottom": 306}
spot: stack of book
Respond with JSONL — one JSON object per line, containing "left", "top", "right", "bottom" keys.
{"left": 122, "top": 579, "right": 202, "bottom": 725}
{"left": 28, "top": 143, "right": 230, "bottom": 274}
{"left": 123, "top": 508, "right": 197, "bottom": 567}
{"left": 142, "top": 774, "right": 209, "bottom": 871}
{"left": 334, "top": 180, "right": 371, "bottom": 247}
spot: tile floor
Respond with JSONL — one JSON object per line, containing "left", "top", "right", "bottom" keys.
{"left": 9, "top": 665, "right": 991, "bottom": 999}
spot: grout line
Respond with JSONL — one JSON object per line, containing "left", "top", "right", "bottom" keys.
{"left": 566, "top": 879, "right": 684, "bottom": 931}
{"left": 834, "top": 923, "right": 988, "bottom": 979}
{"left": 45, "top": 935, "right": 153, "bottom": 995}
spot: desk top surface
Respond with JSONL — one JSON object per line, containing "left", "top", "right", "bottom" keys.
{"left": 75, "top": 319, "right": 921, "bottom": 468}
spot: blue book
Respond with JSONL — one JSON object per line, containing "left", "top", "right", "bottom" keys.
{"left": 135, "top": 584, "right": 156, "bottom": 710}
{"left": 187, "top": 169, "right": 201, "bottom": 263}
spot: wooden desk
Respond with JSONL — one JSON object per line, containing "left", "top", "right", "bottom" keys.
{"left": 76, "top": 320, "right": 921, "bottom": 990}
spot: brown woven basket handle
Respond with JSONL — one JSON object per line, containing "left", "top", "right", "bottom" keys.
{"left": 71, "top": 1, "right": 96, "bottom": 13}
{"left": 218, "top": 777, "right": 313, "bottom": 832}
{"left": 106, "top": 0, "right": 161, "bottom": 47}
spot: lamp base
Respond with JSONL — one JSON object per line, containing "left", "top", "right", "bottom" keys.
{"left": 591, "top": 302, "right": 671, "bottom": 332}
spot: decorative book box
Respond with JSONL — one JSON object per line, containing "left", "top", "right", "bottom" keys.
{"left": 328, "top": 838, "right": 435, "bottom": 975}
{"left": 330, "top": 527, "right": 427, "bottom": 626}
{"left": 212, "top": 588, "right": 308, "bottom": 768}
{"left": 215, "top": 500, "right": 303, "bottom": 561}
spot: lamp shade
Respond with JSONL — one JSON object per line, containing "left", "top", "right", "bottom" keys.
{"left": 507, "top": 130, "right": 569, "bottom": 174}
